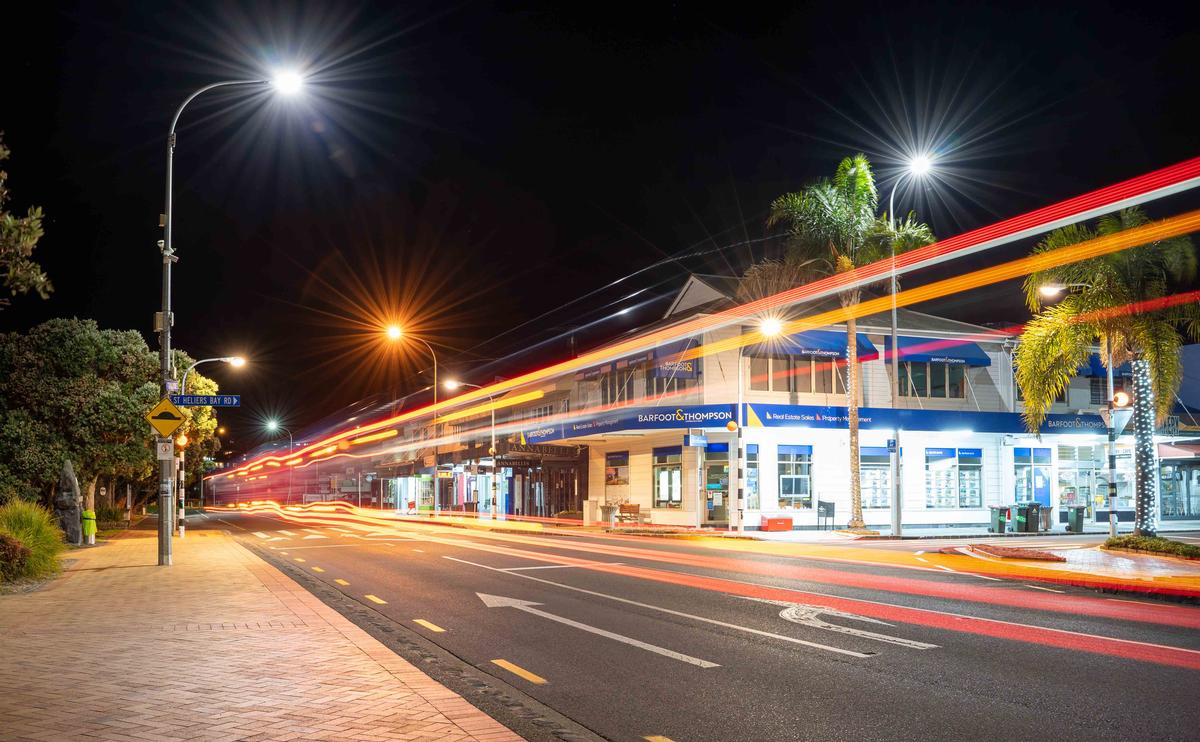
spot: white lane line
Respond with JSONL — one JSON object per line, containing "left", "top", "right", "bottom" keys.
{"left": 915, "top": 557, "right": 929, "bottom": 563}
{"left": 1107, "top": 598, "right": 1161, "bottom": 606}
{"left": 412, "top": 549, "right": 425, "bottom": 553}
{"left": 278, "top": 530, "right": 296, "bottom": 536}
{"left": 934, "top": 565, "right": 956, "bottom": 572}
{"left": 1024, "top": 584, "right": 1065, "bottom": 593}
{"left": 914, "top": 550, "right": 925, "bottom": 555}
{"left": 445, "top": 556, "right": 873, "bottom": 659}
{"left": 969, "top": 574, "right": 1004, "bottom": 581}
{"left": 502, "top": 563, "right": 624, "bottom": 572}
{"left": 477, "top": 592, "right": 720, "bottom": 668}
{"left": 253, "top": 531, "right": 270, "bottom": 539}
{"left": 301, "top": 534, "right": 328, "bottom": 540}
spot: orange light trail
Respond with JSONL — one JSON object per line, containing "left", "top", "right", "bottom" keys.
{"left": 349, "top": 429, "right": 399, "bottom": 445}
{"left": 433, "top": 390, "right": 545, "bottom": 424}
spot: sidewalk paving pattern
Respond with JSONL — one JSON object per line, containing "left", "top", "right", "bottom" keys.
{"left": 0, "top": 530, "right": 522, "bottom": 742}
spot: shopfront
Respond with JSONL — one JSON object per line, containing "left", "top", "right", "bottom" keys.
{"left": 1159, "top": 444, "right": 1200, "bottom": 521}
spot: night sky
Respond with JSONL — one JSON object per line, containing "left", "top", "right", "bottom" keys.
{"left": 3, "top": 1, "right": 1197, "bottom": 454}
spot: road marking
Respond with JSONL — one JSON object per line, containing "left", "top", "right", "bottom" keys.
{"left": 253, "top": 531, "right": 270, "bottom": 539}
{"left": 293, "top": 557, "right": 306, "bottom": 563}
{"left": 278, "top": 530, "right": 296, "bottom": 536}
{"left": 746, "top": 598, "right": 938, "bottom": 650}
{"left": 969, "top": 574, "right": 1004, "bottom": 581}
{"left": 478, "top": 592, "right": 719, "bottom": 668}
{"left": 915, "top": 557, "right": 929, "bottom": 563}
{"left": 302, "top": 528, "right": 325, "bottom": 534}
{"left": 311, "top": 566, "right": 325, "bottom": 573}
{"left": 335, "top": 579, "right": 350, "bottom": 586}
{"left": 934, "top": 565, "right": 956, "bottom": 572}
{"left": 502, "top": 563, "right": 623, "bottom": 571}
{"left": 413, "top": 619, "right": 446, "bottom": 632}
{"left": 279, "top": 551, "right": 288, "bottom": 555}
{"left": 1024, "top": 584, "right": 1064, "bottom": 593}
{"left": 364, "top": 594, "right": 387, "bottom": 604}
{"left": 279, "top": 543, "right": 369, "bottom": 550}
{"left": 914, "top": 550, "right": 925, "bottom": 555}
{"left": 447, "top": 558, "right": 871, "bottom": 659}
{"left": 490, "top": 659, "right": 547, "bottom": 685}
{"left": 301, "top": 534, "right": 328, "bottom": 540}
{"left": 412, "top": 549, "right": 425, "bottom": 553}
{"left": 644, "top": 736, "right": 675, "bottom": 742}
{"left": 1108, "top": 598, "right": 1159, "bottom": 606}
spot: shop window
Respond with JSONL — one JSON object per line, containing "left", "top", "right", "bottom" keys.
{"left": 860, "top": 447, "right": 891, "bottom": 508}
{"left": 604, "top": 452, "right": 629, "bottom": 486}
{"left": 599, "top": 367, "right": 638, "bottom": 406}
{"left": 746, "top": 444, "right": 760, "bottom": 510}
{"left": 777, "top": 444, "right": 813, "bottom": 509}
{"left": 1014, "top": 447, "right": 1052, "bottom": 505}
{"left": 750, "top": 355, "right": 838, "bottom": 394}
{"left": 901, "top": 362, "right": 967, "bottom": 399}
{"left": 925, "top": 448, "right": 983, "bottom": 508}
{"left": 645, "top": 374, "right": 697, "bottom": 399}
{"left": 652, "top": 446, "right": 683, "bottom": 508}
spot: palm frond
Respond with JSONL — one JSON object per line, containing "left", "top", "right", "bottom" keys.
{"left": 1015, "top": 298, "right": 1098, "bottom": 433}
{"left": 1128, "top": 317, "right": 1185, "bottom": 422}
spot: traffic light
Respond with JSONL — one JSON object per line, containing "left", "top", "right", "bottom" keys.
{"left": 1112, "top": 389, "right": 1132, "bottom": 408}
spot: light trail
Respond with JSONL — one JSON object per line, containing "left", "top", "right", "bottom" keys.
{"left": 215, "top": 157, "right": 1200, "bottom": 478}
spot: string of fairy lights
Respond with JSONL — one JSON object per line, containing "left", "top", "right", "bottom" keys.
{"left": 1131, "top": 358, "right": 1158, "bottom": 536}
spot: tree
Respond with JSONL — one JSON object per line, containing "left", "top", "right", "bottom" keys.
{"left": 1015, "top": 207, "right": 1198, "bottom": 535}
{"left": 762, "top": 154, "right": 934, "bottom": 530}
{"left": 0, "top": 319, "right": 222, "bottom": 508}
{"left": 0, "top": 134, "right": 51, "bottom": 308}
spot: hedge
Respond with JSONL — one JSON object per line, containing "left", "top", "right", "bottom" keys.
{"left": 1104, "top": 535, "right": 1200, "bottom": 559}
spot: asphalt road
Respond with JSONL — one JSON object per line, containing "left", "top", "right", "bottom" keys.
{"left": 200, "top": 511, "right": 1200, "bottom": 742}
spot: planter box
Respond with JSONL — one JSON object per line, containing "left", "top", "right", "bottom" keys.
{"left": 761, "top": 517, "right": 793, "bottom": 532}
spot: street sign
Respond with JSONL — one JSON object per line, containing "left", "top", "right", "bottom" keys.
{"left": 683, "top": 434, "right": 708, "bottom": 447}
{"left": 146, "top": 397, "right": 186, "bottom": 437}
{"left": 887, "top": 438, "right": 897, "bottom": 453}
{"left": 156, "top": 440, "right": 174, "bottom": 461}
{"left": 170, "top": 394, "right": 241, "bottom": 407}
{"left": 1099, "top": 408, "right": 1134, "bottom": 437}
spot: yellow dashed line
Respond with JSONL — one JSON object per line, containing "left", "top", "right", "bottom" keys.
{"left": 311, "top": 566, "right": 325, "bottom": 573}
{"left": 644, "top": 737, "right": 676, "bottom": 742}
{"left": 364, "top": 594, "right": 387, "bottom": 604}
{"left": 412, "top": 619, "right": 445, "bottom": 633}
{"left": 334, "top": 579, "right": 350, "bottom": 586}
{"left": 294, "top": 557, "right": 305, "bottom": 563}
{"left": 490, "top": 659, "right": 546, "bottom": 685}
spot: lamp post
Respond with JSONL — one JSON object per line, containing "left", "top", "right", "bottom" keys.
{"left": 156, "top": 72, "right": 303, "bottom": 567}
{"left": 737, "top": 318, "right": 782, "bottom": 534}
{"left": 886, "top": 155, "right": 933, "bottom": 537}
{"left": 266, "top": 420, "right": 294, "bottom": 504}
{"left": 445, "top": 380, "right": 499, "bottom": 519}
{"left": 1039, "top": 282, "right": 1122, "bottom": 536}
{"left": 174, "top": 356, "right": 245, "bottom": 534}
{"left": 387, "top": 327, "right": 440, "bottom": 509}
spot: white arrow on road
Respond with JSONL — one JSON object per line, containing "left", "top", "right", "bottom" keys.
{"left": 476, "top": 593, "right": 720, "bottom": 668}
{"left": 746, "top": 598, "right": 938, "bottom": 650}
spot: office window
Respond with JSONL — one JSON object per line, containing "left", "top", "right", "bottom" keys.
{"left": 653, "top": 446, "right": 683, "bottom": 508}
{"left": 901, "top": 362, "right": 967, "bottom": 399}
{"left": 600, "top": 368, "right": 637, "bottom": 406}
{"left": 646, "top": 374, "right": 696, "bottom": 399}
{"left": 925, "top": 448, "right": 983, "bottom": 508}
{"left": 860, "top": 447, "right": 891, "bottom": 508}
{"left": 778, "top": 444, "right": 813, "bottom": 509}
{"left": 750, "top": 355, "right": 839, "bottom": 394}
{"left": 746, "top": 444, "right": 760, "bottom": 510}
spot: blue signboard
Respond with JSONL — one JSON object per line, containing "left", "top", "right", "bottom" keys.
{"left": 171, "top": 395, "right": 241, "bottom": 407}
{"left": 525, "top": 404, "right": 736, "bottom": 443}
{"left": 745, "top": 403, "right": 1105, "bottom": 436}
{"left": 683, "top": 434, "right": 708, "bottom": 447}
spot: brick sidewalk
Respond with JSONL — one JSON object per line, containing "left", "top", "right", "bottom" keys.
{"left": 0, "top": 530, "right": 522, "bottom": 741}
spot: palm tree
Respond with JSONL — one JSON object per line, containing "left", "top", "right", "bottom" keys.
{"left": 758, "top": 154, "right": 934, "bottom": 530}
{"left": 1016, "top": 207, "right": 1199, "bottom": 535}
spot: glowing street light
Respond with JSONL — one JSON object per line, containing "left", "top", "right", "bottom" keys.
{"left": 733, "top": 315, "right": 786, "bottom": 534}
{"left": 386, "top": 325, "right": 403, "bottom": 341}
{"left": 265, "top": 420, "right": 295, "bottom": 504}
{"left": 443, "top": 379, "right": 500, "bottom": 519}
{"left": 384, "top": 326, "right": 442, "bottom": 509}
{"left": 1037, "top": 282, "right": 1090, "bottom": 299}
{"left": 271, "top": 70, "right": 305, "bottom": 95}
{"left": 759, "top": 317, "right": 784, "bottom": 338}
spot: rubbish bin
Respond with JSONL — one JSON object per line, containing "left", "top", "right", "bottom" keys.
{"left": 1026, "top": 502, "right": 1042, "bottom": 532}
{"left": 1039, "top": 504, "right": 1052, "bottom": 532}
{"left": 988, "top": 506, "right": 1007, "bottom": 534}
{"left": 1067, "top": 505, "right": 1087, "bottom": 533}
{"left": 1012, "top": 503, "right": 1030, "bottom": 533}
{"left": 599, "top": 504, "right": 618, "bottom": 525}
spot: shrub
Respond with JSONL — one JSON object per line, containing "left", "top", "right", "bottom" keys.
{"left": 1105, "top": 535, "right": 1200, "bottom": 559}
{"left": 96, "top": 504, "right": 126, "bottom": 523}
{"left": 0, "top": 532, "right": 31, "bottom": 581}
{"left": 0, "top": 500, "right": 65, "bottom": 579}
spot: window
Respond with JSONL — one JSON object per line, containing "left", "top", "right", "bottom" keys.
{"left": 777, "top": 445, "right": 813, "bottom": 509}
{"left": 1014, "top": 447, "right": 1052, "bottom": 505}
{"left": 653, "top": 446, "right": 682, "bottom": 508}
{"left": 925, "top": 448, "right": 983, "bottom": 508}
{"left": 751, "top": 354, "right": 840, "bottom": 394}
{"left": 900, "top": 362, "right": 967, "bottom": 398}
{"left": 604, "top": 452, "right": 629, "bottom": 486}
{"left": 646, "top": 374, "right": 696, "bottom": 399}
{"left": 746, "top": 444, "right": 760, "bottom": 510}
{"left": 860, "top": 447, "right": 891, "bottom": 508}
{"left": 600, "top": 368, "right": 638, "bottom": 406}
{"left": 1089, "top": 375, "right": 1132, "bottom": 405}
{"left": 1017, "top": 383, "right": 1066, "bottom": 403}
{"left": 524, "top": 404, "right": 554, "bottom": 421}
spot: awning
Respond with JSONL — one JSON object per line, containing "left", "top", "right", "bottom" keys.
{"left": 752, "top": 329, "right": 878, "bottom": 361}
{"left": 884, "top": 335, "right": 992, "bottom": 367}
{"left": 1159, "top": 442, "right": 1200, "bottom": 459}
{"left": 1078, "top": 353, "right": 1132, "bottom": 377}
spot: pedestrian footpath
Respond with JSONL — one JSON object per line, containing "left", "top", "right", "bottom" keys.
{"left": 0, "top": 529, "right": 522, "bottom": 742}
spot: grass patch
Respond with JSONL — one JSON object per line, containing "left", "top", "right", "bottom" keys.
{"left": 1105, "top": 535, "right": 1200, "bottom": 559}
{"left": 0, "top": 500, "right": 66, "bottom": 580}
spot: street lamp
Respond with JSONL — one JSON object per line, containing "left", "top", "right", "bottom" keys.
{"left": 444, "top": 380, "right": 500, "bottom": 520}
{"left": 265, "top": 420, "right": 295, "bottom": 505}
{"left": 155, "top": 71, "right": 303, "bottom": 567}
{"left": 386, "top": 327, "right": 440, "bottom": 509}
{"left": 887, "top": 155, "right": 935, "bottom": 537}
{"left": 735, "top": 318, "right": 782, "bottom": 533}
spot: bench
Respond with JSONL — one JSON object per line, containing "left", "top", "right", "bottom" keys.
{"left": 615, "top": 503, "right": 648, "bottom": 524}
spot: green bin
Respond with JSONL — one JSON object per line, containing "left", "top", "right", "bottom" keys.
{"left": 1012, "top": 504, "right": 1029, "bottom": 533}
{"left": 1067, "top": 505, "right": 1086, "bottom": 533}
{"left": 989, "top": 506, "right": 1007, "bottom": 534}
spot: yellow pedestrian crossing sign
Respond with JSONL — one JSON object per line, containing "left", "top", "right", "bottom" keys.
{"left": 146, "top": 397, "right": 186, "bottom": 438}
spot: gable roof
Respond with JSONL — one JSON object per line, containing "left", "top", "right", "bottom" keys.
{"left": 664, "top": 274, "right": 741, "bottom": 318}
